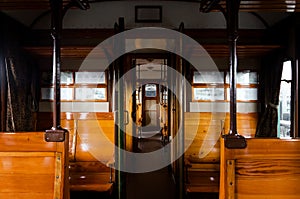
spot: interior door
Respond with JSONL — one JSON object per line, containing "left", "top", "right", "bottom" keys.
{"left": 142, "top": 84, "right": 160, "bottom": 132}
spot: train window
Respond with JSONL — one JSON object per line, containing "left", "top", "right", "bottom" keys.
{"left": 61, "top": 71, "right": 74, "bottom": 84}
{"left": 225, "top": 71, "right": 258, "bottom": 102}
{"left": 193, "top": 87, "right": 225, "bottom": 101}
{"left": 75, "top": 88, "right": 106, "bottom": 100}
{"left": 225, "top": 71, "right": 258, "bottom": 85}
{"left": 193, "top": 71, "right": 224, "bottom": 84}
{"left": 145, "top": 84, "right": 157, "bottom": 97}
{"left": 192, "top": 71, "right": 225, "bottom": 101}
{"left": 75, "top": 71, "right": 105, "bottom": 84}
{"left": 40, "top": 71, "right": 107, "bottom": 102}
{"left": 41, "top": 87, "right": 54, "bottom": 100}
{"left": 192, "top": 70, "right": 258, "bottom": 102}
{"left": 279, "top": 60, "right": 292, "bottom": 137}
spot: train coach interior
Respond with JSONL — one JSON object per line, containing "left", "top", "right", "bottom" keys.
{"left": 0, "top": 1, "right": 299, "bottom": 199}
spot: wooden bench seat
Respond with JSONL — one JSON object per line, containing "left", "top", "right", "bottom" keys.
{"left": 0, "top": 132, "right": 69, "bottom": 199}
{"left": 63, "top": 113, "right": 115, "bottom": 194}
{"left": 186, "top": 167, "right": 219, "bottom": 193}
{"left": 69, "top": 161, "right": 114, "bottom": 193}
{"left": 185, "top": 112, "right": 222, "bottom": 194}
{"left": 184, "top": 112, "right": 258, "bottom": 195}
{"left": 36, "top": 112, "right": 115, "bottom": 194}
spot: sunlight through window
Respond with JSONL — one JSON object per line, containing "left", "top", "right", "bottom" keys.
{"left": 279, "top": 60, "right": 292, "bottom": 137}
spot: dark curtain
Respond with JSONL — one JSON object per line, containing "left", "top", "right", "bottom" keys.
{"left": 4, "top": 56, "right": 38, "bottom": 131}
{"left": 0, "top": 12, "right": 38, "bottom": 132}
{"left": 255, "top": 50, "right": 284, "bottom": 137}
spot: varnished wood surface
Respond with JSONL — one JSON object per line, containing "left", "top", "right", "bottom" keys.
{"left": 0, "top": 132, "right": 69, "bottom": 199}
{"left": 36, "top": 111, "right": 258, "bottom": 195}
{"left": 185, "top": 112, "right": 222, "bottom": 193}
{"left": 58, "top": 113, "right": 115, "bottom": 193}
{"left": 69, "top": 161, "right": 111, "bottom": 172}
{"left": 185, "top": 112, "right": 258, "bottom": 163}
{"left": 186, "top": 170, "right": 220, "bottom": 193}
{"left": 220, "top": 138, "right": 300, "bottom": 199}
{"left": 24, "top": 44, "right": 281, "bottom": 58}
{"left": 185, "top": 112, "right": 258, "bottom": 194}
{"left": 0, "top": 132, "right": 57, "bottom": 151}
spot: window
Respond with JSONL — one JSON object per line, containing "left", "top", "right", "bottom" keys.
{"left": 279, "top": 60, "right": 292, "bottom": 137}
{"left": 226, "top": 71, "right": 258, "bottom": 102}
{"left": 192, "top": 71, "right": 225, "bottom": 101}
{"left": 40, "top": 71, "right": 107, "bottom": 101}
{"left": 145, "top": 84, "right": 157, "bottom": 97}
{"left": 192, "top": 70, "right": 258, "bottom": 102}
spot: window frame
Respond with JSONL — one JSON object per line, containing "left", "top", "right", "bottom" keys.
{"left": 40, "top": 70, "right": 108, "bottom": 102}
{"left": 192, "top": 70, "right": 259, "bottom": 102}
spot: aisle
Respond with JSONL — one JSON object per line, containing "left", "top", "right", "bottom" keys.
{"left": 126, "top": 132, "right": 176, "bottom": 199}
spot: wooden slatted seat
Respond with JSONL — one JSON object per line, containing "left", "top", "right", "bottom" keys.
{"left": 0, "top": 132, "right": 69, "bottom": 199}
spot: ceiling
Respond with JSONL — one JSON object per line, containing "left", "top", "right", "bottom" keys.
{"left": 0, "top": 0, "right": 297, "bottom": 30}
{"left": 0, "top": 0, "right": 299, "bottom": 12}
{"left": 1, "top": 0, "right": 294, "bottom": 58}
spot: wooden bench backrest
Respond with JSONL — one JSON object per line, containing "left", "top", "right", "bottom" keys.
{"left": 220, "top": 138, "right": 300, "bottom": 199}
{"left": 184, "top": 112, "right": 258, "bottom": 194}
{"left": 60, "top": 113, "right": 115, "bottom": 192}
{"left": 185, "top": 112, "right": 258, "bottom": 163}
{"left": 0, "top": 132, "right": 69, "bottom": 199}
{"left": 59, "top": 112, "right": 114, "bottom": 162}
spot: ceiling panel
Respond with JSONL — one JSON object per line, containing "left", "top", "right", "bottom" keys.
{"left": 0, "top": 0, "right": 299, "bottom": 12}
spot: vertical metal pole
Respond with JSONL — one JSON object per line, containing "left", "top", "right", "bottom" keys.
{"left": 45, "top": 0, "right": 66, "bottom": 142}
{"left": 178, "top": 25, "right": 185, "bottom": 199}
{"left": 224, "top": 0, "right": 246, "bottom": 148}
{"left": 114, "top": 17, "right": 126, "bottom": 199}
{"left": 227, "top": 0, "right": 239, "bottom": 135}
{"left": 52, "top": 0, "right": 62, "bottom": 129}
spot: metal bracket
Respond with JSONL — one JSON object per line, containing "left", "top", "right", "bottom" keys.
{"left": 45, "top": 128, "right": 67, "bottom": 142}
{"left": 223, "top": 134, "right": 247, "bottom": 149}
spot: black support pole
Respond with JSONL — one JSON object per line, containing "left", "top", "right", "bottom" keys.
{"left": 227, "top": 0, "right": 239, "bottom": 136}
{"left": 224, "top": 0, "right": 247, "bottom": 149}
{"left": 45, "top": 0, "right": 66, "bottom": 142}
{"left": 114, "top": 17, "right": 126, "bottom": 199}
{"left": 51, "top": 0, "right": 62, "bottom": 129}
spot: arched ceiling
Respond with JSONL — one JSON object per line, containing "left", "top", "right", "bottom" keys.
{"left": 0, "top": 0, "right": 296, "bottom": 29}
{"left": 1, "top": 0, "right": 293, "bottom": 58}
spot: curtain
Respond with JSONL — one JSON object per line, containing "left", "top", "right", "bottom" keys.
{"left": 255, "top": 51, "right": 284, "bottom": 137}
{"left": 4, "top": 56, "right": 37, "bottom": 131}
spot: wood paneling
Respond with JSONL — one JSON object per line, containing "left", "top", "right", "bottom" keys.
{"left": 220, "top": 138, "right": 300, "bottom": 198}
{"left": 0, "top": 132, "right": 69, "bottom": 199}
{"left": 24, "top": 44, "right": 281, "bottom": 58}
{"left": 0, "top": 132, "right": 57, "bottom": 151}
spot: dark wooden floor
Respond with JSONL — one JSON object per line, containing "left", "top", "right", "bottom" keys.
{"left": 126, "top": 131, "right": 176, "bottom": 199}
